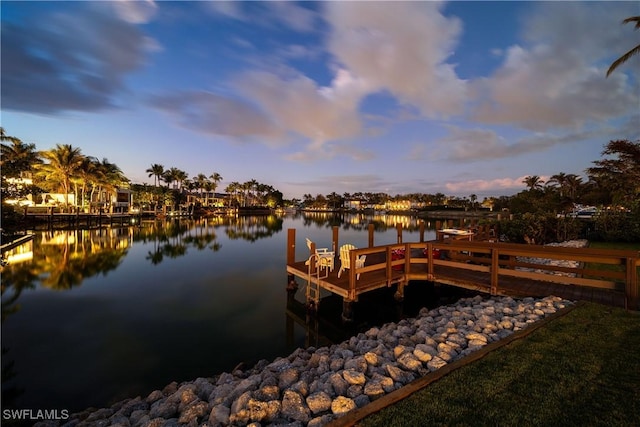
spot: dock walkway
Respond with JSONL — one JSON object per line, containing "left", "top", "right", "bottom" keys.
{"left": 286, "top": 227, "right": 639, "bottom": 321}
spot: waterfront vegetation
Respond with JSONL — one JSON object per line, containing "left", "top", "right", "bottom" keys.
{"left": 2, "top": 127, "right": 639, "bottom": 243}
{"left": 359, "top": 302, "right": 640, "bottom": 427}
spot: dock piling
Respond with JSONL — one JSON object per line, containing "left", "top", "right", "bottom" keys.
{"left": 287, "top": 229, "right": 296, "bottom": 265}
{"left": 368, "top": 223, "right": 375, "bottom": 248}
{"left": 341, "top": 300, "right": 354, "bottom": 323}
{"left": 396, "top": 223, "right": 403, "bottom": 244}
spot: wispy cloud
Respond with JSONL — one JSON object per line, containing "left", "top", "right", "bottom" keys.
{"left": 444, "top": 175, "right": 549, "bottom": 195}
{"left": 111, "top": 0, "right": 157, "bottom": 24}
{"left": 148, "top": 90, "right": 283, "bottom": 142}
{"left": 471, "top": 2, "right": 639, "bottom": 131}
{"left": 1, "top": 3, "right": 155, "bottom": 114}
{"left": 286, "top": 174, "right": 388, "bottom": 194}
{"left": 205, "top": 1, "right": 319, "bottom": 33}
{"left": 435, "top": 125, "right": 630, "bottom": 163}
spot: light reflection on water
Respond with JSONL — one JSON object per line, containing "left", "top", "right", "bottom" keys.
{"left": 1, "top": 213, "right": 465, "bottom": 413}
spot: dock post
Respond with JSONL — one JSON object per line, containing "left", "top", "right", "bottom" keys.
{"left": 286, "top": 274, "right": 298, "bottom": 300}
{"left": 419, "top": 221, "right": 425, "bottom": 242}
{"left": 394, "top": 282, "right": 405, "bottom": 302}
{"left": 287, "top": 229, "right": 296, "bottom": 265}
{"left": 368, "top": 223, "right": 374, "bottom": 248}
{"left": 341, "top": 299, "right": 354, "bottom": 323}
{"left": 332, "top": 226, "right": 339, "bottom": 255}
{"left": 396, "top": 223, "right": 403, "bottom": 244}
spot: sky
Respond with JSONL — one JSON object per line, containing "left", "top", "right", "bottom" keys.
{"left": 1, "top": 1, "right": 639, "bottom": 200}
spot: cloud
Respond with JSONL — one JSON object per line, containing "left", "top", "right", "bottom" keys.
{"left": 206, "top": 1, "right": 318, "bottom": 33}
{"left": 205, "top": 1, "right": 246, "bottom": 21}
{"left": 148, "top": 91, "right": 282, "bottom": 141}
{"left": 1, "top": 3, "right": 155, "bottom": 114}
{"left": 111, "top": 0, "right": 157, "bottom": 24}
{"left": 444, "top": 175, "right": 541, "bottom": 195}
{"left": 267, "top": 1, "right": 319, "bottom": 33}
{"left": 286, "top": 174, "right": 389, "bottom": 194}
{"left": 325, "top": 1, "right": 467, "bottom": 119}
{"left": 472, "top": 2, "right": 639, "bottom": 131}
{"left": 149, "top": 64, "right": 371, "bottom": 159}
{"left": 234, "top": 68, "right": 371, "bottom": 156}
{"left": 433, "top": 125, "right": 619, "bottom": 163}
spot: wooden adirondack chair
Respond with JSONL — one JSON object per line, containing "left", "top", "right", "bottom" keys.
{"left": 305, "top": 238, "right": 335, "bottom": 272}
{"left": 337, "top": 244, "right": 366, "bottom": 280}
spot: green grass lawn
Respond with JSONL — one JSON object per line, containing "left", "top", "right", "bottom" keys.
{"left": 358, "top": 303, "right": 640, "bottom": 427}
{"left": 584, "top": 241, "right": 640, "bottom": 280}
{"left": 588, "top": 242, "right": 640, "bottom": 251}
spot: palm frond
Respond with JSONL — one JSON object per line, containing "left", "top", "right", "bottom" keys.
{"left": 606, "top": 16, "right": 640, "bottom": 77}
{"left": 621, "top": 16, "right": 640, "bottom": 29}
{"left": 607, "top": 43, "right": 640, "bottom": 76}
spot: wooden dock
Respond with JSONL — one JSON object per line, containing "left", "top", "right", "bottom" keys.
{"left": 286, "top": 227, "right": 640, "bottom": 321}
{"left": 23, "top": 210, "right": 144, "bottom": 228}
{"left": 0, "top": 234, "right": 34, "bottom": 253}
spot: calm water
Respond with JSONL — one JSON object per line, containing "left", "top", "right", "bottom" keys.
{"left": 1, "top": 213, "right": 460, "bottom": 413}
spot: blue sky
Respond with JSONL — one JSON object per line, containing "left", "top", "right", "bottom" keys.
{"left": 2, "top": 1, "right": 638, "bottom": 199}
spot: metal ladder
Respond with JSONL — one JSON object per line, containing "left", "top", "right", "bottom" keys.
{"left": 306, "top": 253, "right": 323, "bottom": 310}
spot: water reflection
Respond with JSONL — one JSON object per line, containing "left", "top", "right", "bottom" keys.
{"left": 224, "top": 215, "right": 283, "bottom": 242}
{"left": 297, "top": 211, "right": 440, "bottom": 231}
{"left": 0, "top": 212, "right": 464, "bottom": 414}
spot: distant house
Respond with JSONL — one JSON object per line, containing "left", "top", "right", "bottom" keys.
{"left": 385, "top": 200, "right": 425, "bottom": 211}
{"left": 113, "top": 189, "right": 133, "bottom": 213}
{"left": 345, "top": 200, "right": 362, "bottom": 210}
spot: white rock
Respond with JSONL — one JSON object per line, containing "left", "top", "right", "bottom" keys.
{"left": 342, "top": 369, "right": 366, "bottom": 386}
{"left": 331, "top": 396, "right": 357, "bottom": 415}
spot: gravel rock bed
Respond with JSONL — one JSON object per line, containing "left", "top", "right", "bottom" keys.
{"left": 516, "top": 239, "right": 589, "bottom": 277}
{"left": 39, "top": 295, "right": 573, "bottom": 427}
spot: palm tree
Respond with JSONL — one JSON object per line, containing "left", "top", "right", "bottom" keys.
{"left": 469, "top": 193, "right": 478, "bottom": 211}
{"left": 175, "top": 169, "right": 188, "bottom": 190}
{"left": 246, "top": 179, "right": 259, "bottom": 206}
{"left": 194, "top": 173, "right": 208, "bottom": 205}
{"left": 162, "top": 167, "right": 180, "bottom": 189}
{"left": 546, "top": 172, "right": 568, "bottom": 196}
{"left": 36, "top": 144, "right": 85, "bottom": 209}
{"left": 210, "top": 172, "right": 223, "bottom": 190}
{"left": 606, "top": 16, "right": 640, "bottom": 77}
{"left": 523, "top": 175, "right": 544, "bottom": 191}
{"left": 225, "top": 181, "right": 241, "bottom": 207}
{"left": 203, "top": 181, "right": 214, "bottom": 207}
{"left": 145, "top": 164, "right": 164, "bottom": 210}
{"left": 94, "top": 158, "right": 127, "bottom": 212}
{"left": 146, "top": 164, "right": 165, "bottom": 187}
{"left": 326, "top": 192, "right": 342, "bottom": 210}
{"left": 1, "top": 129, "right": 40, "bottom": 178}
{"left": 564, "top": 174, "right": 583, "bottom": 201}
{"left": 74, "top": 156, "right": 100, "bottom": 211}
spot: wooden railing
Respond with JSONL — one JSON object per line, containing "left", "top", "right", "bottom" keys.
{"left": 346, "top": 240, "right": 640, "bottom": 310}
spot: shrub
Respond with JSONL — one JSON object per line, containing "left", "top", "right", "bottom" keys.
{"left": 589, "top": 211, "right": 640, "bottom": 242}
{"left": 494, "top": 213, "right": 582, "bottom": 245}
